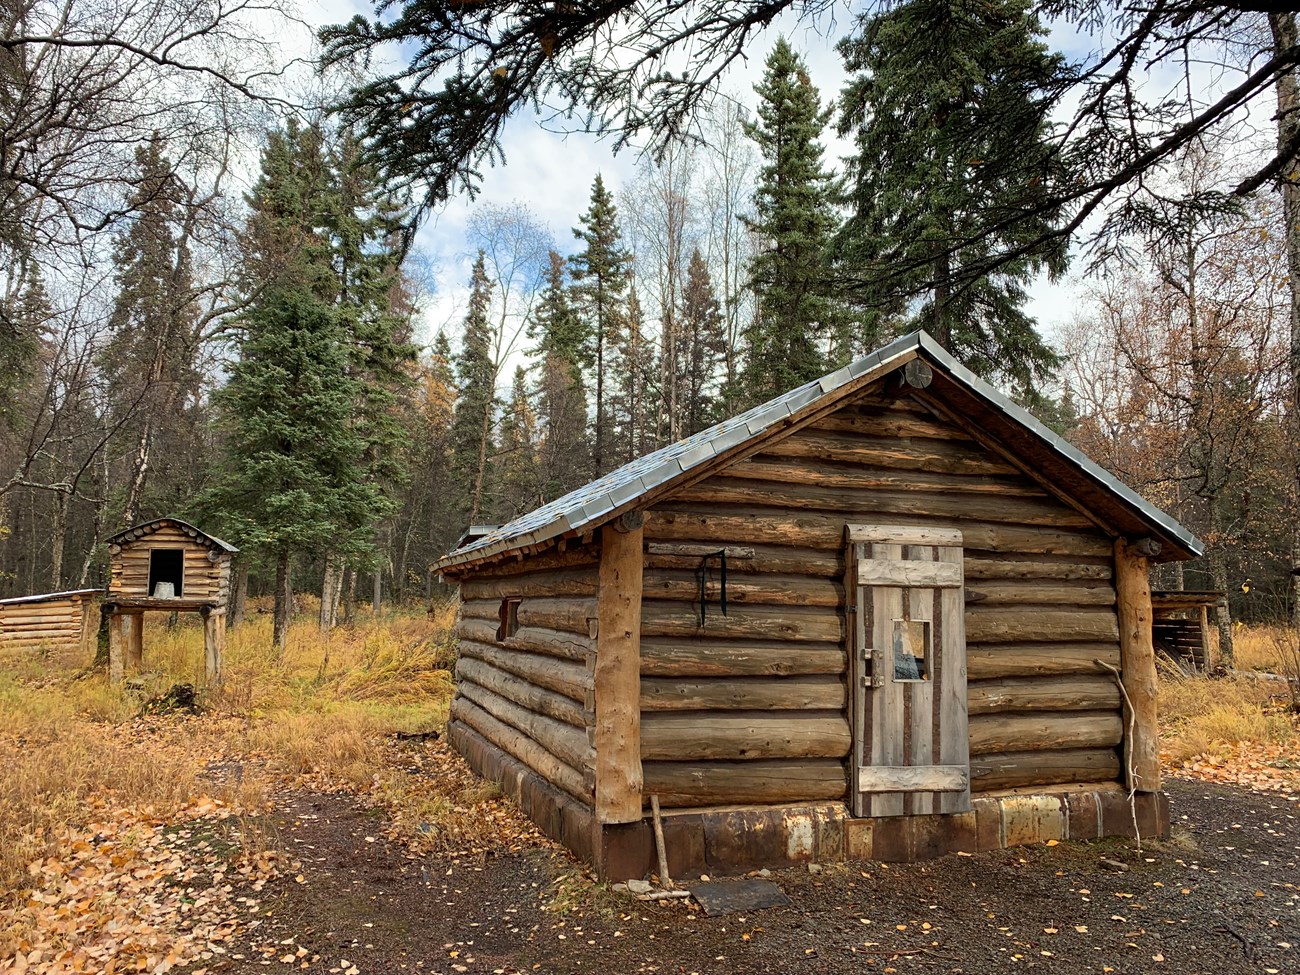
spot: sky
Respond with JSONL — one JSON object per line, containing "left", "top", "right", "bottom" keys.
{"left": 297, "top": 1, "right": 1277, "bottom": 361}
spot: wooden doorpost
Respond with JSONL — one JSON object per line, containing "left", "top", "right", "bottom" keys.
{"left": 1115, "top": 538, "right": 1160, "bottom": 792}
{"left": 594, "top": 512, "right": 644, "bottom": 823}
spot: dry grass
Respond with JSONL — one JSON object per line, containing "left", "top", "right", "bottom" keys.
{"left": 0, "top": 599, "right": 467, "bottom": 907}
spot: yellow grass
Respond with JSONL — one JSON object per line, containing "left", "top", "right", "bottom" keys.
{"left": 0, "top": 600, "right": 469, "bottom": 910}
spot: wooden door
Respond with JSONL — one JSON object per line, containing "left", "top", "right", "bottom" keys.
{"left": 846, "top": 525, "right": 970, "bottom": 817}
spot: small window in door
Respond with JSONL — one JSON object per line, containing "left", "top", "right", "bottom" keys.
{"left": 148, "top": 548, "right": 184, "bottom": 597}
{"left": 497, "top": 598, "right": 521, "bottom": 641}
{"left": 892, "top": 618, "right": 931, "bottom": 681}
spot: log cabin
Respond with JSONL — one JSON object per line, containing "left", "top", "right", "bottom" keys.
{"left": 434, "top": 331, "right": 1202, "bottom": 879}
{"left": 0, "top": 589, "right": 100, "bottom": 660}
{"left": 104, "top": 518, "right": 237, "bottom": 683}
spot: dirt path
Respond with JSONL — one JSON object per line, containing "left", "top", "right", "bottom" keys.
{"left": 212, "top": 780, "right": 1298, "bottom": 975}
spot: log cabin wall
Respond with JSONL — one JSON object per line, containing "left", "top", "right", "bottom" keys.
{"left": 449, "top": 542, "right": 601, "bottom": 812}
{"left": 0, "top": 590, "right": 99, "bottom": 659}
{"left": 109, "top": 522, "right": 230, "bottom": 603}
{"left": 641, "top": 385, "right": 1124, "bottom": 811}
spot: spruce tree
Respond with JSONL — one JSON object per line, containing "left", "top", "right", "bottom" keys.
{"left": 742, "top": 38, "right": 843, "bottom": 406}
{"left": 449, "top": 251, "right": 498, "bottom": 524}
{"left": 103, "top": 135, "right": 202, "bottom": 526}
{"left": 207, "top": 122, "right": 399, "bottom": 652}
{"left": 496, "top": 365, "right": 541, "bottom": 517}
{"left": 571, "top": 175, "right": 630, "bottom": 473}
{"left": 609, "top": 282, "right": 657, "bottom": 464}
{"left": 678, "top": 248, "right": 727, "bottom": 436}
{"left": 530, "top": 250, "right": 592, "bottom": 497}
{"left": 837, "top": 0, "right": 1068, "bottom": 398}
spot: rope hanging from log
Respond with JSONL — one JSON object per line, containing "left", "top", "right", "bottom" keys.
{"left": 696, "top": 549, "right": 728, "bottom": 626}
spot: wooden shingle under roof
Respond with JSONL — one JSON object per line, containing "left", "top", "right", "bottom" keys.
{"left": 434, "top": 330, "right": 1202, "bottom": 574}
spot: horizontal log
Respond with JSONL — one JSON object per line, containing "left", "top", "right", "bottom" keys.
{"left": 461, "top": 568, "right": 599, "bottom": 600}
{"left": 968, "top": 711, "right": 1123, "bottom": 755}
{"left": 967, "top": 676, "right": 1122, "bottom": 715}
{"left": 646, "top": 543, "right": 756, "bottom": 559}
{"left": 644, "top": 544, "right": 841, "bottom": 578}
{"left": 450, "top": 697, "right": 589, "bottom": 802}
{"left": 640, "top": 638, "right": 846, "bottom": 677}
{"left": 516, "top": 597, "right": 599, "bottom": 635}
{"left": 458, "top": 680, "right": 593, "bottom": 771}
{"left": 971, "top": 748, "right": 1122, "bottom": 792}
{"left": 858, "top": 558, "right": 962, "bottom": 589}
{"left": 644, "top": 509, "right": 1114, "bottom": 558}
{"left": 808, "top": 409, "right": 974, "bottom": 441}
{"left": 641, "top": 571, "right": 841, "bottom": 608}
{"left": 459, "top": 598, "right": 502, "bottom": 622}
{"left": 672, "top": 478, "right": 1094, "bottom": 530}
{"left": 964, "top": 584, "right": 1115, "bottom": 607}
{"left": 858, "top": 764, "right": 968, "bottom": 794}
{"left": 0, "top": 637, "right": 81, "bottom": 649}
{"left": 456, "top": 617, "right": 591, "bottom": 662}
{"left": 966, "top": 643, "right": 1121, "bottom": 680}
{"left": 642, "top": 759, "right": 847, "bottom": 808}
{"left": 762, "top": 430, "right": 1019, "bottom": 476}
{"left": 729, "top": 457, "right": 1048, "bottom": 498}
{"left": 457, "top": 656, "right": 586, "bottom": 727}
{"left": 640, "top": 601, "right": 843, "bottom": 643}
{"left": 445, "top": 542, "right": 601, "bottom": 580}
{"left": 640, "top": 675, "right": 846, "bottom": 711}
{"left": 964, "top": 558, "right": 1113, "bottom": 582}
{"left": 457, "top": 639, "right": 591, "bottom": 701}
{"left": 966, "top": 608, "right": 1119, "bottom": 643}
{"left": 641, "top": 711, "right": 851, "bottom": 761}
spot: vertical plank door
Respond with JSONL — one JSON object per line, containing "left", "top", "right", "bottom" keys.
{"left": 846, "top": 525, "right": 970, "bottom": 818}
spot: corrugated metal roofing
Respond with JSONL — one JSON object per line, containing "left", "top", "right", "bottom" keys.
{"left": 434, "top": 330, "right": 1202, "bottom": 572}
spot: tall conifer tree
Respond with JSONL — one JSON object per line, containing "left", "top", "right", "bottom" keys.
{"left": 104, "top": 136, "right": 202, "bottom": 526}
{"left": 838, "top": 0, "right": 1068, "bottom": 397}
{"left": 742, "top": 38, "right": 842, "bottom": 406}
{"left": 450, "top": 251, "right": 498, "bottom": 524}
{"left": 529, "top": 250, "right": 592, "bottom": 497}
{"left": 571, "top": 175, "right": 630, "bottom": 473}
{"left": 677, "top": 249, "right": 727, "bottom": 435}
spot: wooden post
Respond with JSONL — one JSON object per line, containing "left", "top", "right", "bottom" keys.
{"left": 203, "top": 609, "right": 225, "bottom": 684}
{"left": 78, "top": 598, "right": 96, "bottom": 663}
{"left": 1198, "top": 604, "right": 1212, "bottom": 672}
{"left": 1114, "top": 538, "right": 1160, "bottom": 792}
{"left": 594, "top": 513, "right": 644, "bottom": 823}
{"left": 108, "top": 611, "right": 125, "bottom": 683}
{"left": 125, "top": 612, "right": 144, "bottom": 672}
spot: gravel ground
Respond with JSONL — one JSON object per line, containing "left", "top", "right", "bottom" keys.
{"left": 212, "top": 778, "right": 1298, "bottom": 975}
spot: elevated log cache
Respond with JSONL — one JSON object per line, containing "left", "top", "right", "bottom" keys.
{"left": 641, "top": 385, "right": 1125, "bottom": 808}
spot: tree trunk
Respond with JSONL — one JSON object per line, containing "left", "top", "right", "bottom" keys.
{"left": 1208, "top": 501, "right": 1234, "bottom": 668}
{"left": 273, "top": 549, "right": 291, "bottom": 657}
{"left": 342, "top": 564, "right": 357, "bottom": 623}
{"left": 320, "top": 554, "right": 336, "bottom": 632}
{"left": 372, "top": 564, "right": 382, "bottom": 614}
{"left": 49, "top": 488, "right": 69, "bottom": 591}
{"left": 1270, "top": 13, "right": 1300, "bottom": 626}
{"left": 229, "top": 561, "right": 248, "bottom": 630}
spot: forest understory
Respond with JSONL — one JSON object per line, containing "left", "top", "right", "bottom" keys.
{"left": 0, "top": 607, "right": 1297, "bottom": 974}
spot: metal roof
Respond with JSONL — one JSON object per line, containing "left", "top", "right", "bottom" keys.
{"left": 105, "top": 517, "right": 239, "bottom": 553}
{"left": 434, "top": 330, "right": 1202, "bottom": 572}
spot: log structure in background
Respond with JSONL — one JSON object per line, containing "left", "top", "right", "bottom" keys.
{"left": 103, "top": 518, "right": 236, "bottom": 684}
{"left": 0, "top": 589, "right": 100, "bottom": 659}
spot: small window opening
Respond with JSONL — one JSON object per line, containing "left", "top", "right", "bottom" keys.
{"left": 497, "top": 598, "right": 521, "bottom": 641}
{"left": 892, "top": 617, "right": 931, "bottom": 681}
{"left": 148, "top": 548, "right": 184, "bottom": 598}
